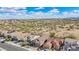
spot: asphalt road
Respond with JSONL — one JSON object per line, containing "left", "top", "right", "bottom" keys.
{"left": 0, "top": 42, "right": 28, "bottom": 51}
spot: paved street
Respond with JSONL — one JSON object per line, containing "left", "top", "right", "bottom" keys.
{"left": 0, "top": 42, "right": 28, "bottom": 51}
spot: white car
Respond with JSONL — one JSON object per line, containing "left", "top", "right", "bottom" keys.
{"left": 0, "top": 37, "right": 5, "bottom": 43}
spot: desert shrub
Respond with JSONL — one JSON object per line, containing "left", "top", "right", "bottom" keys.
{"left": 5, "top": 35, "right": 12, "bottom": 41}
{"left": 5, "top": 38, "right": 11, "bottom": 41}
{"left": 67, "top": 28, "right": 70, "bottom": 31}
{"left": 49, "top": 32, "right": 55, "bottom": 38}
{"left": 63, "top": 35, "right": 76, "bottom": 39}
{"left": 7, "top": 35, "right": 12, "bottom": 38}
{"left": 18, "top": 40, "right": 24, "bottom": 42}
{"left": 59, "top": 26, "right": 64, "bottom": 29}
{"left": 20, "top": 42, "right": 27, "bottom": 47}
{"left": 69, "top": 25, "right": 74, "bottom": 29}
{"left": 0, "top": 32, "right": 5, "bottom": 37}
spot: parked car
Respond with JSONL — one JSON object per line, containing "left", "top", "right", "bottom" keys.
{"left": 0, "top": 37, "right": 5, "bottom": 43}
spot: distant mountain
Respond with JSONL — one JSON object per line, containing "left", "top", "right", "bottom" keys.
{"left": 0, "top": 17, "right": 79, "bottom": 20}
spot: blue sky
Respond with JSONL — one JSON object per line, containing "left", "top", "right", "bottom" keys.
{"left": 0, "top": 7, "right": 79, "bottom": 19}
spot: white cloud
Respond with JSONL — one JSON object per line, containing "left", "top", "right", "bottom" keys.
{"left": 60, "top": 10, "right": 79, "bottom": 18}
{"left": 12, "top": 7, "right": 26, "bottom": 10}
{"left": 0, "top": 7, "right": 79, "bottom": 19}
{"left": 28, "top": 10, "right": 60, "bottom": 19}
{"left": 73, "top": 10, "right": 79, "bottom": 13}
{"left": 0, "top": 7, "right": 16, "bottom": 13}
{"left": 35, "top": 7, "right": 44, "bottom": 10}
{"left": 49, "top": 8, "right": 60, "bottom": 13}
{"left": 0, "top": 7, "right": 27, "bottom": 13}
{"left": 31, "top": 11, "right": 44, "bottom": 15}
{"left": 0, "top": 7, "right": 28, "bottom": 19}
{"left": 0, "top": 7, "right": 60, "bottom": 19}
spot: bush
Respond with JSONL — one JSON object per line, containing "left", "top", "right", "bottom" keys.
{"left": 49, "top": 32, "right": 55, "bottom": 38}
{"left": 5, "top": 38, "right": 11, "bottom": 41}
{"left": 5, "top": 35, "right": 12, "bottom": 41}
{"left": 67, "top": 28, "right": 70, "bottom": 31}
{"left": 69, "top": 25, "right": 74, "bottom": 29}
{"left": 63, "top": 35, "right": 76, "bottom": 39}
{"left": 20, "top": 42, "right": 27, "bottom": 47}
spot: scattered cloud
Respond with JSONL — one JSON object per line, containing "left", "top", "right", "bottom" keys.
{"left": 73, "top": 10, "right": 79, "bottom": 13}
{"left": 61, "top": 10, "right": 79, "bottom": 18}
{"left": 0, "top": 7, "right": 27, "bottom": 14}
{"left": 49, "top": 8, "right": 60, "bottom": 13}
{"left": 0, "top": 7, "right": 79, "bottom": 19}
